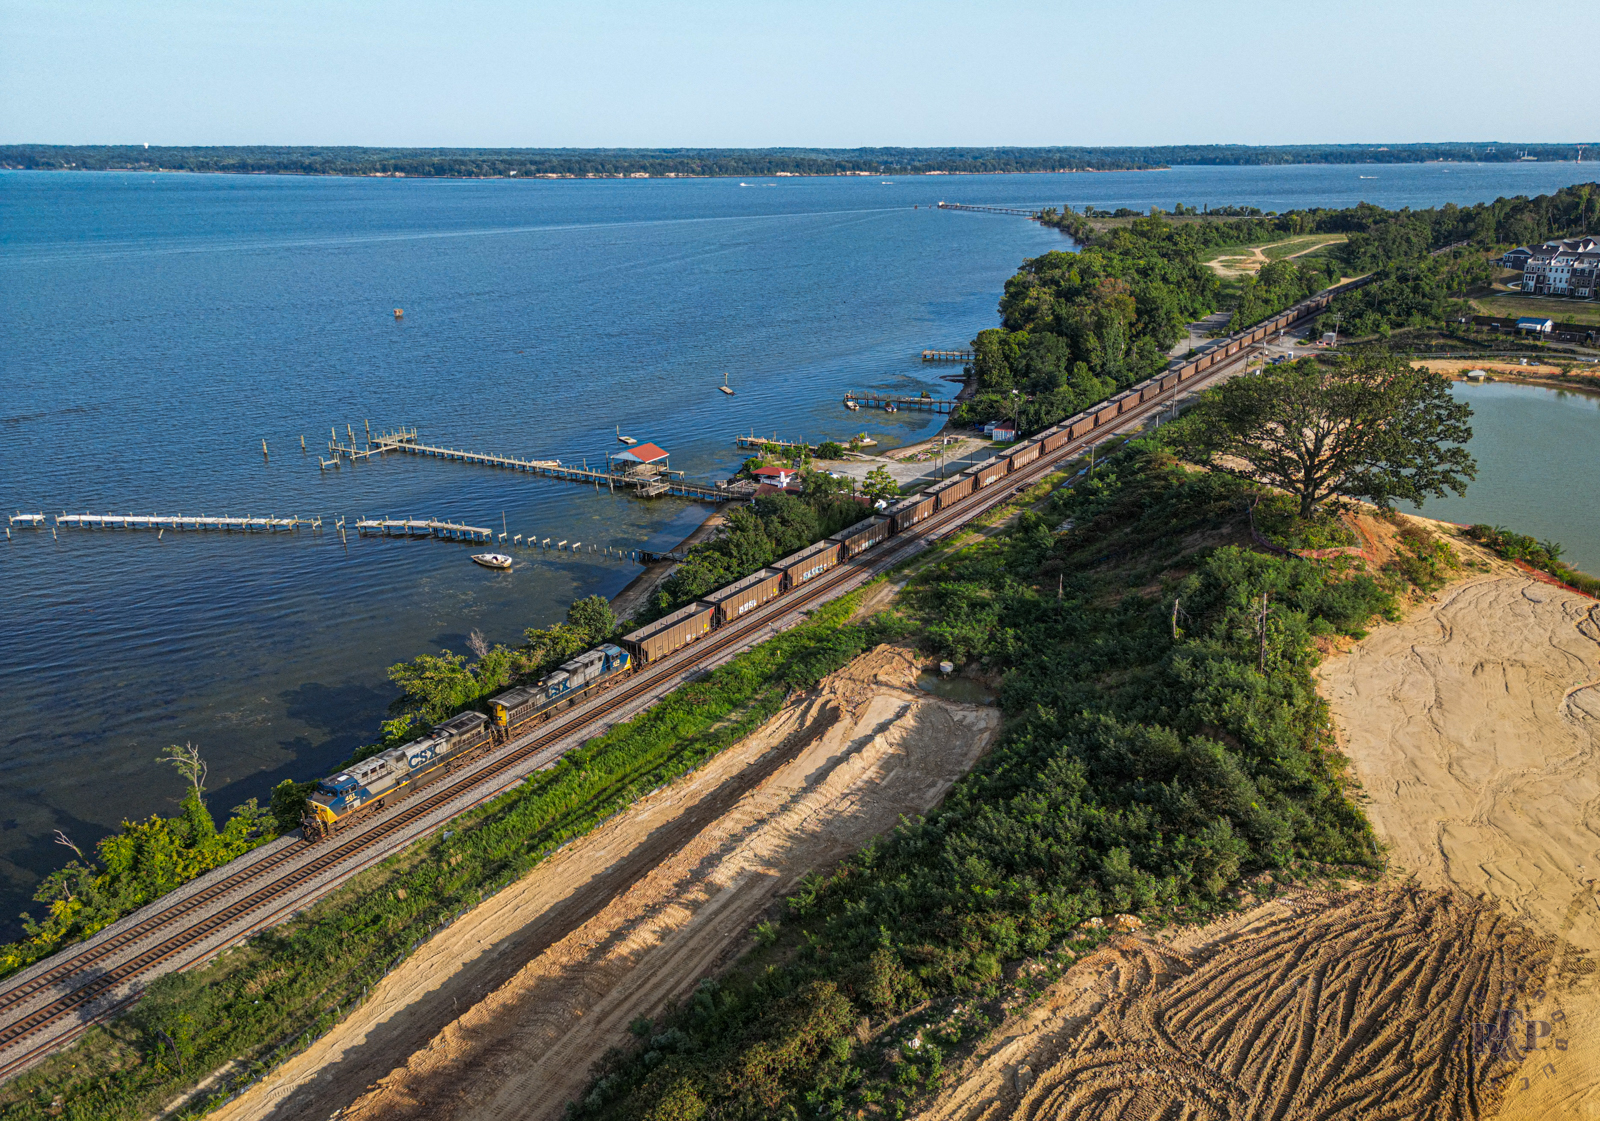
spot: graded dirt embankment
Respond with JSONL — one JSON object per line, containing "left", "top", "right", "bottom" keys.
{"left": 916, "top": 887, "right": 1552, "bottom": 1121}
{"left": 1319, "top": 574, "right": 1600, "bottom": 1119}
{"left": 213, "top": 646, "right": 998, "bottom": 1121}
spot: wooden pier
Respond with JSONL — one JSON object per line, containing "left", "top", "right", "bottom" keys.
{"left": 8, "top": 513, "right": 45, "bottom": 527}
{"left": 921, "top": 349, "right": 974, "bottom": 362}
{"left": 735, "top": 434, "right": 814, "bottom": 453}
{"left": 55, "top": 513, "right": 320, "bottom": 532}
{"left": 352, "top": 518, "right": 492, "bottom": 542}
{"left": 367, "top": 429, "right": 729, "bottom": 504}
{"left": 326, "top": 424, "right": 413, "bottom": 462}
{"left": 936, "top": 202, "right": 1040, "bottom": 217}
{"left": 842, "top": 391, "right": 955, "bottom": 414}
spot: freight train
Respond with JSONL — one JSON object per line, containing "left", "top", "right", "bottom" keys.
{"left": 299, "top": 279, "right": 1364, "bottom": 839}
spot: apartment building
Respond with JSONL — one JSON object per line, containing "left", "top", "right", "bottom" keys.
{"left": 1518, "top": 236, "right": 1600, "bottom": 299}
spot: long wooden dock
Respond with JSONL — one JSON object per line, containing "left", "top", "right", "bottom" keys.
{"left": 55, "top": 513, "right": 319, "bottom": 532}
{"left": 921, "top": 349, "right": 974, "bottom": 362}
{"left": 843, "top": 391, "right": 955, "bottom": 414}
{"left": 352, "top": 518, "right": 492, "bottom": 542}
{"left": 367, "top": 430, "right": 729, "bottom": 504}
{"left": 936, "top": 202, "right": 1040, "bottom": 217}
{"left": 735, "top": 434, "right": 814, "bottom": 453}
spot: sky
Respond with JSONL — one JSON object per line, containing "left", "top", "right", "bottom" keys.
{"left": 4, "top": 0, "right": 1598, "bottom": 147}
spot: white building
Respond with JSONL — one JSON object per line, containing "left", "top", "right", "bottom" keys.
{"left": 1520, "top": 236, "right": 1599, "bottom": 299}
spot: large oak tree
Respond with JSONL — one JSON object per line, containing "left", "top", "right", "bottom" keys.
{"left": 1179, "top": 352, "right": 1475, "bottom": 517}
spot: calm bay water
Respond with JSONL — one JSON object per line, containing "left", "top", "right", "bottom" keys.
{"left": 0, "top": 161, "right": 1591, "bottom": 937}
{"left": 1407, "top": 381, "right": 1600, "bottom": 573}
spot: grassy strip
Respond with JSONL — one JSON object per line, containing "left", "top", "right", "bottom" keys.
{"left": 574, "top": 444, "right": 1394, "bottom": 1121}
{"left": 0, "top": 588, "right": 905, "bottom": 1121}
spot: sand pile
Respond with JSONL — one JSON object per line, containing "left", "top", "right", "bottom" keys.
{"left": 214, "top": 646, "right": 998, "bottom": 1121}
{"left": 917, "top": 888, "right": 1552, "bottom": 1121}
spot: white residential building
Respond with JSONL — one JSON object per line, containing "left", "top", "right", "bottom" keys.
{"left": 1520, "top": 236, "right": 1599, "bottom": 299}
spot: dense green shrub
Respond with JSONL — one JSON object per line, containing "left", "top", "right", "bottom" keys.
{"left": 0, "top": 778, "right": 271, "bottom": 981}
{"left": 1465, "top": 524, "right": 1600, "bottom": 595}
{"left": 573, "top": 446, "right": 1388, "bottom": 1121}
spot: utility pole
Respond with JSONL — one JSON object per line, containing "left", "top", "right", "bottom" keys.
{"left": 1258, "top": 592, "right": 1271, "bottom": 671}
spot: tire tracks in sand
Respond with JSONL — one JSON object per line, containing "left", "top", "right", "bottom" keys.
{"left": 917, "top": 888, "right": 1554, "bottom": 1121}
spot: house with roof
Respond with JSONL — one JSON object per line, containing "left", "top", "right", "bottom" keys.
{"left": 1515, "top": 316, "right": 1554, "bottom": 335}
{"left": 1517, "top": 236, "right": 1599, "bottom": 299}
{"left": 752, "top": 465, "right": 798, "bottom": 488}
{"left": 1499, "top": 246, "right": 1533, "bottom": 271}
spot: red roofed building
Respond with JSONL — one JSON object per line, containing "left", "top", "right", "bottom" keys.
{"left": 752, "top": 465, "right": 797, "bottom": 487}
{"left": 614, "top": 442, "right": 670, "bottom": 465}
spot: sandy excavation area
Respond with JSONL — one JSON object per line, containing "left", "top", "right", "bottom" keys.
{"left": 916, "top": 886, "right": 1554, "bottom": 1121}
{"left": 1320, "top": 574, "right": 1600, "bottom": 1119}
{"left": 212, "top": 646, "right": 998, "bottom": 1121}
{"left": 911, "top": 562, "right": 1600, "bottom": 1121}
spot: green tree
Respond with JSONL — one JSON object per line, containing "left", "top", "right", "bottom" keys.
{"left": 566, "top": 595, "right": 617, "bottom": 645}
{"left": 862, "top": 466, "right": 901, "bottom": 503}
{"left": 1176, "top": 353, "right": 1475, "bottom": 517}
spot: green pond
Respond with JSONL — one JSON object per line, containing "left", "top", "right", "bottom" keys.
{"left": 1406, "top": 380, "right": 1600, "bottom": 576}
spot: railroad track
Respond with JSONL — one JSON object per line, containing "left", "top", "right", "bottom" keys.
{"left": 0, "top": 346, "right": 1256, "bottom": 1084}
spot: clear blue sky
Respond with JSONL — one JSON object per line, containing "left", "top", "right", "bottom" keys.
{"left": 4, "top": 0, "right": 1595, "bottom": 146}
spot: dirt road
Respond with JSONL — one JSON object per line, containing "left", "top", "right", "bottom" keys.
{"left": 213, "top": 646, "right": 998, "bottom": 1121}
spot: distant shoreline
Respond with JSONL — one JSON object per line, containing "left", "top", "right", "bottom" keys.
{"left": 5, "top": 142, "right": 1594, "bottom": 182}
{"left": 0, "top": 165, "right": 1161, "bottom": 180}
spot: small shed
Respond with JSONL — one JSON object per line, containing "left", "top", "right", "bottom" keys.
{"left": 1515, "top": 317, "right": 1554, "bottom": 335}
{"left": 992, "top": 425, "right": 1017, "bottom": 443}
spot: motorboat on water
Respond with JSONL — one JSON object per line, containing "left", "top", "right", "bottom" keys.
{"left": 472, "top": 553, "right": 513, "bottom": 570}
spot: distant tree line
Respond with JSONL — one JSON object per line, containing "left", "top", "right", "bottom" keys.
{"left": 4, "top": 143, "right": 1596, "bottom": 178}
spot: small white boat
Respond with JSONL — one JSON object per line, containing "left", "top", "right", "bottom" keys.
{"left": 845, "top": 399, "right": 860, "bottom": 411}
{"left": 472, "top": 553, "right": 513, "bottom": 570}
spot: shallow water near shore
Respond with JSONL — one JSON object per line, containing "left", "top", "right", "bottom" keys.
{"left": 0, "top": 162, "right": 1592, "bottom": 938}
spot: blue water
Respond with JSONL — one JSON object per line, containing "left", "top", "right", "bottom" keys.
{"left": 0, "top": 161, "right": 1592, "bottom": 939}
{"left": 1406, "top": 381, "right": 1600, "bottom": 572}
